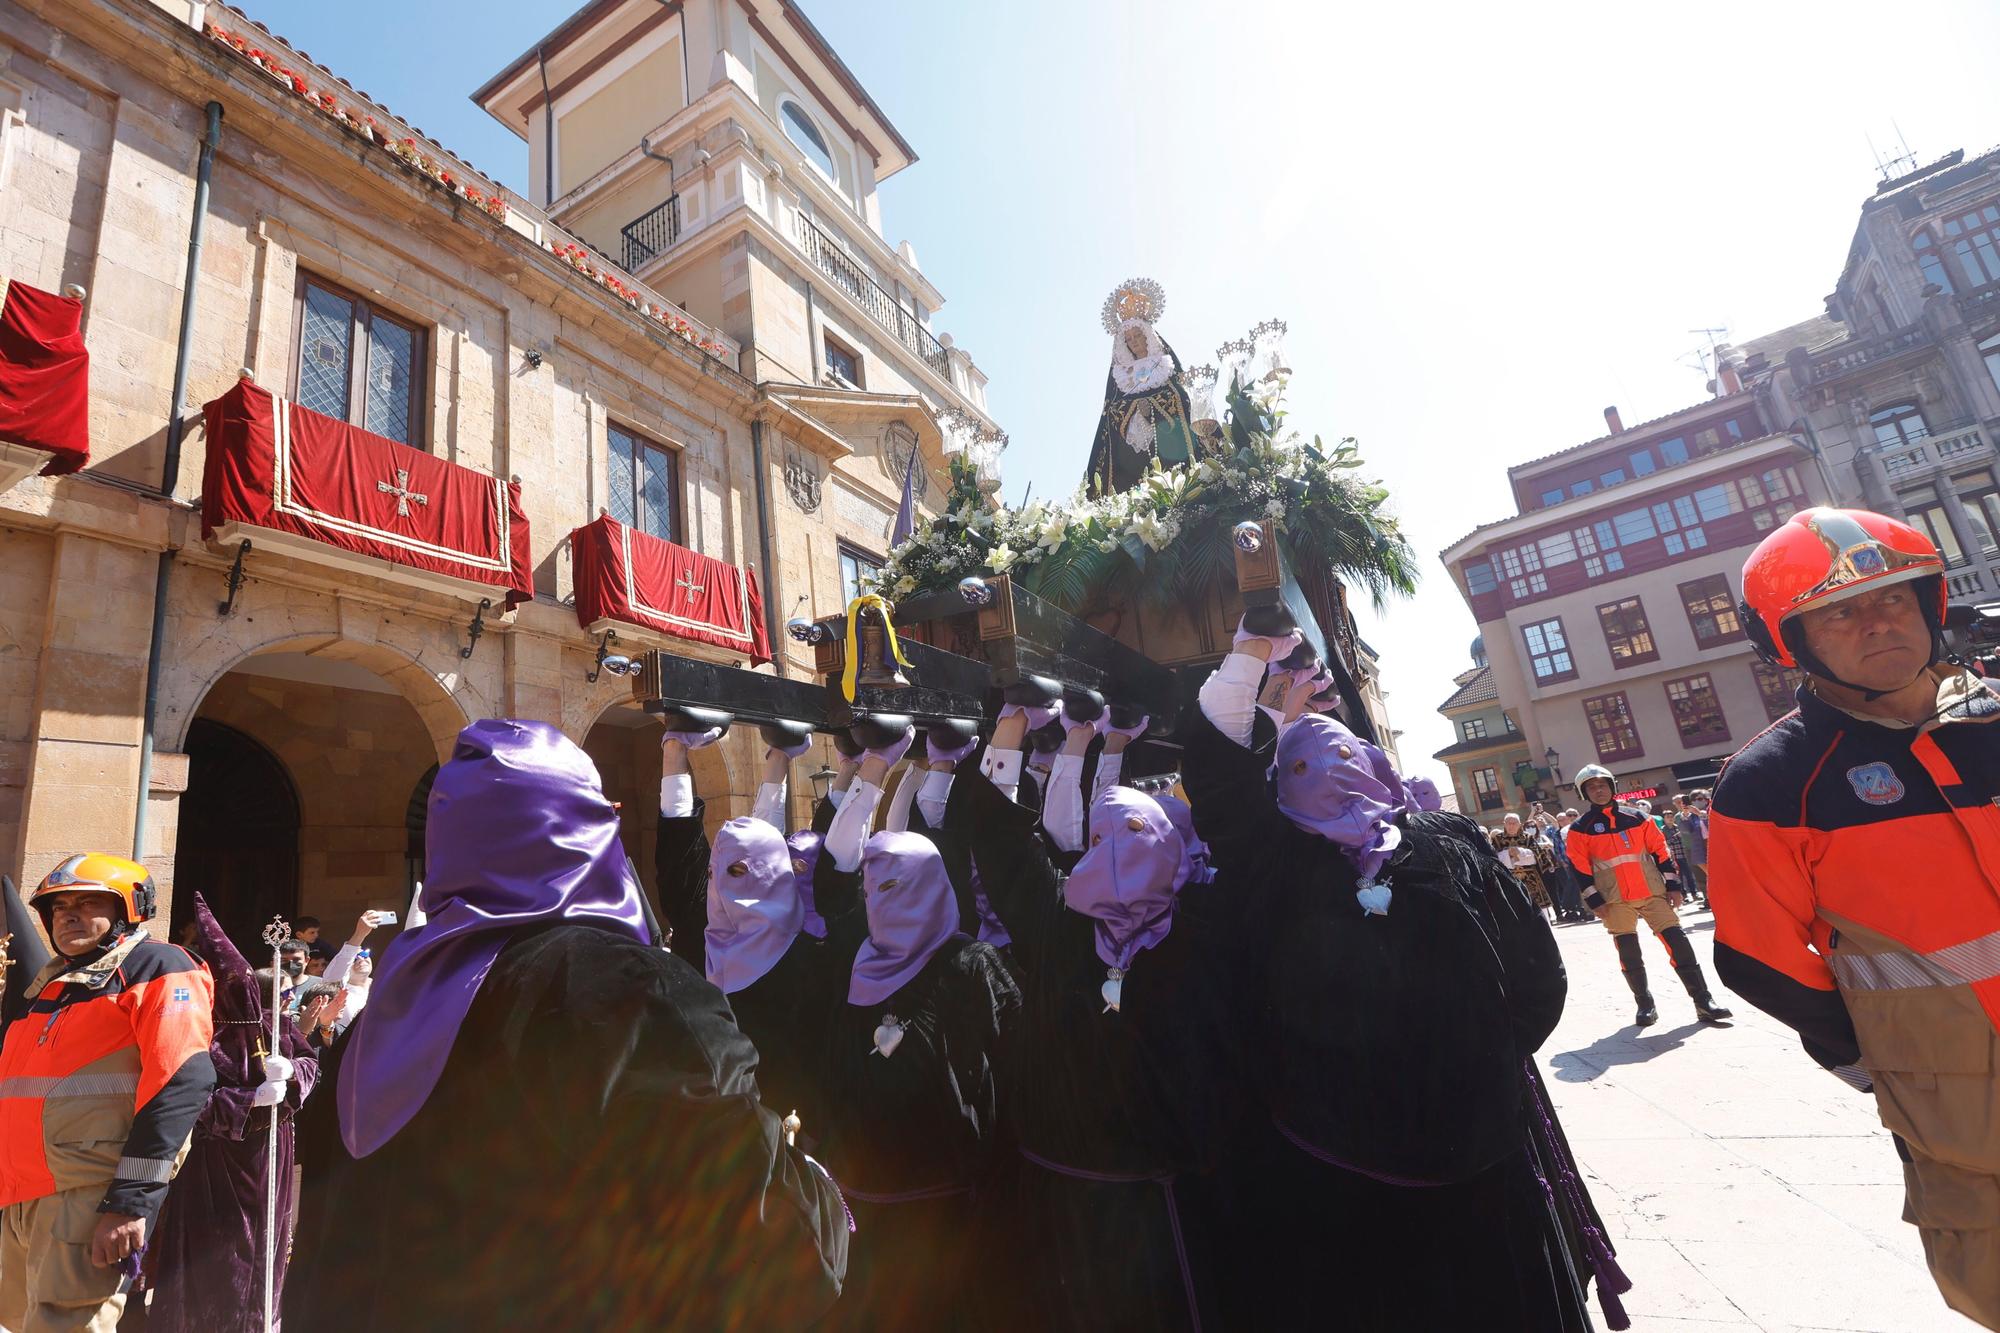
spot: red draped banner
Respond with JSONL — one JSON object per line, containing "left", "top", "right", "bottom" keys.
{"left": 0, "top": 280, "right": 89, "bottom": 475}
{"left": 202, "top": 381, "right": 533, "bottom": 607}
{"left": 572, "top": 514, "right": 770, "bottom": 664}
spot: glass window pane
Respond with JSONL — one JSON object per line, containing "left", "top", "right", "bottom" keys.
{"left": 1541, "top": 490, "right": 1563, "bottom": 507}
{"left": 607, "top": 429, "right": 636, "bottom": 528}
{"left": 1601, "top": 469, "right": 1625, "bottom": 486}
{"left": 641, "top": 444, "right": 675, "bottom": 543}
{"left": 1571, "top": 480, "right": 1593, "bottom": 498}
{"left": 297, "top": 284, "right": 354, "bottom": 421}
{"left": 364, "top": 318, "right": 418, "bottom": 446}
{"left": 1632, "top": 452, "right": 1656, "bottom": 476}
{"left": 781, "top": 101, "right": 837, "bottom": 180}
{"left": 1613, "top": 509, "right": 1656, "bottom": 544}
{"left": 1660, "top": 437, "right": 1689, "bottom": 465}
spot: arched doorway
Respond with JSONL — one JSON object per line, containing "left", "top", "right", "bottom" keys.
{"left": 174, "top": 719, "right": 301, "bottom": 953}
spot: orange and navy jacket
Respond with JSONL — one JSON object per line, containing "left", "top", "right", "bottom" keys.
{"left": 0, "top": 928, "right": 215, "bottom": 1221}
{"left": 1564, "top": 802, "right": 1677, "bottom": 909}
{"left": 1708, "top": 672, "right": 2000, "bottom": 1069}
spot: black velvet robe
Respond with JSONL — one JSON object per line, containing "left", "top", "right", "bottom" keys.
{"left": 1184, "top": 708, "right": 1610, "bottom": 1332}
{"left": 816, "top": 921, "right": 1020, "bottom": 1333}
{"left": 284, "top": 922, "right": 849, "bottom": 1332}
{"left": 949, "top": 760, "right": 1237, "bottom": 1330}
{"left": 654, "top": 799, "right": 858, "bottom": 1131}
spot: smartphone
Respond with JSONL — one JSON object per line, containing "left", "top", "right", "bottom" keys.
{"left": 376, "top": 909, "right": 399, "bottom": 926}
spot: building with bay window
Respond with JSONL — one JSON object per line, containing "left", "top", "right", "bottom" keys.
{"left": 1440, "top": 395, "right": 1821, "bottom": 809}
{"left": 0, "top": 0, "right": 999, "bottom": 943}
{"left": 1431, "top": 637, "right": 1536, "bottom": 823}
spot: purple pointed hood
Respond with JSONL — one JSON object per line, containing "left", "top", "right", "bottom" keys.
{"left": 848, "top": 831, "right": 960, "bottom": 1007}
{"left": 1273, "top": 714, "right": 1406, "bottom": 883}
{"left": 706, "top": 818, "right": 803, "bottom": 994}
{"left": 1064, "top": 786, "right": 1191, "bottom": 971}
{"left": 1403, "top": 776, "right": 1443, "bottom": 812}
{"left": 1153, "top": 792, "right": 1214, "bottom": 884}
{"left": 338, "top": 719, "right": 649, "bottom": 1158}
{"left": 786, "top": 830, "right": 829, "bottom": 939}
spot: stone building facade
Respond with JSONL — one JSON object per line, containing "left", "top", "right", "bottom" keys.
{"left": 1722, "top": 146, "right": 2000, "bottom": 607}
{"left": 0, "top": 0, "right": 1000, "bottom": 943}
{"left": 1431, "top": 638, "right": 1536, "bottom": 821}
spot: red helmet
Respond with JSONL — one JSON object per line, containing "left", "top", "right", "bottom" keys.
{"left": 1738, "top": 507, "right": 1946, "bottom": 670}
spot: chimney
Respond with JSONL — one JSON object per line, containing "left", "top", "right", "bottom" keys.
{"left": 1603, "top": 405, "right": 1624, "bottom": 435}
{"left": 1718, "top": 362, "right": 1744, "bottom": 396}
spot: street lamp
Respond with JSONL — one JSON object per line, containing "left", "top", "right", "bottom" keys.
{"left": 1544, "top": 746, "right": 1562, "bottom": 784}
{"left": 808, "top": 764, "right": 839, "bottom": 804}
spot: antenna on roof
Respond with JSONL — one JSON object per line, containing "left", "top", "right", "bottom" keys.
{"left": 1681, "top": 327, "right": 1730, "bottom": 384}
{"left": 1867, "top": 127, "right": 1919, "bottom": 182}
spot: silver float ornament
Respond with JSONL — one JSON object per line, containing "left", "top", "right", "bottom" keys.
{"left": 1232, "top": 521, "right": 1265, "bottom": 553}
{"left": 872, "top": 1013, "right": 905, "bottom": 1057}
{"left": 958, "top": 576, "right": 994, "bottom": 606}
{"left": 785, "top": 616, "right": 821, "bottom": 644}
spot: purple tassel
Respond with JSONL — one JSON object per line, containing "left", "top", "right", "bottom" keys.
{"left": 1524, "top": 1059, "right": 1633, "bottom": 1330}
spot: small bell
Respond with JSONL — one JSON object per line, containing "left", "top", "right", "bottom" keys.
{"left": 1356, "top": 880, "right": 1392, "bottom": 917}
{"left": 872, "top": 1013, "right": 905, "bottom": 1057}
{"left": 1101, "top": 966, "right": 1125, "bottom": 1013}
{"left": 854, "top": 602, "right": 911, "bottom": 690}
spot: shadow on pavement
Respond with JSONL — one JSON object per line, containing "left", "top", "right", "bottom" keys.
{"left": 1548, "top": 1021, "right": 1713, "bottom": 1083}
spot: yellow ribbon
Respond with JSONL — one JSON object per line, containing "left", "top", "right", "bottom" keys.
{"left": 841, "top": 594, "right": 913, "bottom": 701}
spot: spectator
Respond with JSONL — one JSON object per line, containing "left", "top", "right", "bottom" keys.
{"left": 1491, "top": 812, "right": 1556, "bottom": 919}
{"left": 1674, "top": 792, "right": 1711, "bottom": 907}
{"left": 321, "top": 910, "right": 389, "bottom": 1037}
{"left": 290, "top": 916, "right": 330, "bottom": 962}
{"left": 291, "top": 980, "right": 345, "bottom": 1050}
{"left": 1651, "top": 801, "right": 1692, "bottom": 903}
{"left": 1545, "top": 809, "right": 1591, "bottom": 924}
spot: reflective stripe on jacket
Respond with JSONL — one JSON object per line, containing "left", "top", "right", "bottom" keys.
{"left": 1564, "top": 802, "right": 1674, "bottom": 908}
{"left": 0, "top": 930, "right": 216, "bottom": 1221}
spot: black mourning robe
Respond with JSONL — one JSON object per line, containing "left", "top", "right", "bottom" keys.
{"left": 284, "top": 922, "right": 848, "bottom": 1332}
{"left": 654, "top": 799, "right": 858, "bottom": 1134}
{"left": 949, "top": 760, "right": 1236, "bottom": 1330}
{"left": 1184, "top": 707, "right": 1607, "bottom": 1332}
{"left": 816, "top": 912, "right": 1021, "bottom": 1333}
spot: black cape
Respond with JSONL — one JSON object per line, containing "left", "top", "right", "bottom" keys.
{"left": 1184, "top": 707, "right": 1612, "bottom": 1331}
{"left": 285, "top": 922, "right": 849, "bottom": 1332}
{"left": 950, "top": 759, "right": 1237, "bottom": 1330}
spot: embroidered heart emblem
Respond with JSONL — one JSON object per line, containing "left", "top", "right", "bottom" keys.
{"left": 1356, "top": 882, "right": 1393, "bottom": 916}
{"left": 872, "top": 1015, "right": 904, "bottom": 1058}
{"left": 1101, "top": 967, "right": 1125, "bottom": 1014}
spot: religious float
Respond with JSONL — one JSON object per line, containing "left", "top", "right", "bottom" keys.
{"left": 631, "top": 279, "right": 1417, "bottom": 778}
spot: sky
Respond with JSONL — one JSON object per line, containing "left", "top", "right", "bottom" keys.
{"left": 245, "top": 0, "right": 2000, "bottom": 781}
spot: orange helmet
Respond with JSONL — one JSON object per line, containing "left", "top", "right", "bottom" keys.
{"left": 1738, "top": 507, "right": 1946, "bottom": 672}
{"left": 31, "top": 853, "right": 157, "bottom": 930}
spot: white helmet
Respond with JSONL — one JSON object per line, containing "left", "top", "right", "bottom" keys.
{"left": 1573, "top": 763, "right": 1617, "bottom": 801}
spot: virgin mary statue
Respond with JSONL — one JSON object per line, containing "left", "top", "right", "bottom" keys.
{"left": 1085, "top": 279, "right": 1202, "bottom": 495}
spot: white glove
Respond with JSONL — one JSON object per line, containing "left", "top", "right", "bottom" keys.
{"left": 662, "top": 727, "right": 723, "bottom": 750}
{"left": 251, "top": 1079, "right": 289, "bottom": 1108}
{"left": 262, "top": 1053, "right": 295, "bottom": 1083}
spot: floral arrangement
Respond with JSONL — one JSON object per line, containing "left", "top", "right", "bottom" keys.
{"left": 204, "top": 23, "right": 733, "bottom": 361}
{"left": 868, "top": 379, "right": 1418, "bottom": 616}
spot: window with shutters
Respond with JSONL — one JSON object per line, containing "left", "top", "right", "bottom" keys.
{"left": 291, "top": 274, "right": 427, "bottom": 449}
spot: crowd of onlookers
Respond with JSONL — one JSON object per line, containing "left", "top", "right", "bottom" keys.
{"left": 1484, "top": 789, "right": 1712, "bottom": 926}
{"left": 171, "top": 908, "right": 389, "bottom": 1049}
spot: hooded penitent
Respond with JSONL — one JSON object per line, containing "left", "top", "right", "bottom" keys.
{"left": 705, "top": 817, "right": 804, "bottom": 994}
{"left": 1274, "top": 714, "right": 1407, "bottom": 888}
{"left": 848, "top": 831, "right": 961, "bottom": 1007}
{"left": 337, "top": 720, "right": 650, "bottom": 1158}
{"left": 1063, "top": 787, "right": 1191, "bottom": 971}
{"left": 786, "top": 830, "right": 830, "bottom": 940}
{"left": 1403, "top": 776, "right": 1443, "bottom": 812}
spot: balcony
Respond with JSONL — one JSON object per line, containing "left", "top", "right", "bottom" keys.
{"left": 1810, "top": 325, "right": 1930, "bottom": 383}
{"left": 793, "top": 212, "right": 952, "bottom": 383}
{"left": 1948, "top": 567, "right": 1988, "bottom": 599}
{"left": 621, "top": 194, "right": 682, "bottom": 273}
{"left": 1875, "top": 423, "right": 1990, "bottom": 481}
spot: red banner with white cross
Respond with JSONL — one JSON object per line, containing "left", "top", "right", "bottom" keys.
{"left": 201, "top": 380, "right": 533, "bottom": 606}
{"left": 571, "top": 513, "right": 770, "bottom": 664}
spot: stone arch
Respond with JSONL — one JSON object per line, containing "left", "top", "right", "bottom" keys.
{"left": 165, "top": 630, "right": 476, "bottom": 765}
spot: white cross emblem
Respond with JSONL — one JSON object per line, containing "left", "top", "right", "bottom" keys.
{"left": 376, "top": 468, "right": 429, "bottom": 517}
{"left": 675, "top": 571, "right": 705, "bottom": 599}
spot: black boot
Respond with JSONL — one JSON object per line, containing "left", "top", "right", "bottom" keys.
{"left": 1615, "top": 934, "right": 1657, "bottom": 1027}
{"left": 1662, "top": 926, "right": 1734, "bottom": 1022}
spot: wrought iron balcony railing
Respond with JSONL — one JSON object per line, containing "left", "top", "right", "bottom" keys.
{"left": 792, "top": 212, "right": 952, "bottom": 383}
{"left": 621, "top": 194, "right": 682, "bottom": 272}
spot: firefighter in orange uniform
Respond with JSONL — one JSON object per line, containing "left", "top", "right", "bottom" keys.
{"left": 1567, "top": 762, "right": 1734, "bottom": 1027}
{"left": 1711, "top": 507, "right": 2000, "bottom": 1329}
{"left": 0, "top": 856, "right": 216, "bottom": 1332}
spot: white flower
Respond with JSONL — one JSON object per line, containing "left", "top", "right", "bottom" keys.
{"left": 1130, "top": 512, "right": 1168, "bottom": 550}
{"left": 986, "top": 542, "right": 1019, "bottom": 572}
{"left": 1265, "top": 497, "right": 1287, "bottom": 518}
{"left": 1037, "top": 512, "right": 1068, "bottom": 550}
{"left": 939, "top": 552, "right": 960, "bottom": 571}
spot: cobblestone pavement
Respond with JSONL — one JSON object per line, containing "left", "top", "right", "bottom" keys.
{"left": 1539, "top": 905, "right": 1979, "bottom": 1333}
